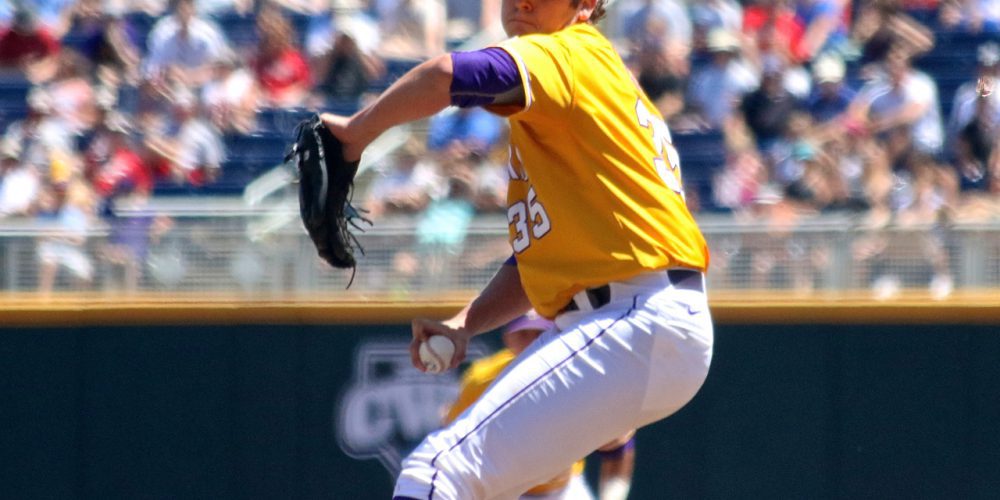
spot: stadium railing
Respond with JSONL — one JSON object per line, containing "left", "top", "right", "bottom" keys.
{"left": 1, "top": 204, "right": 997, "bottom": 298}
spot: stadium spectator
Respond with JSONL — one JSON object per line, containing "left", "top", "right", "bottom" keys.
{"left": 948, "top": 42, "right": 1000, "bottom": 145}
{"left": 62, "top": 0, "right": 141, "bottom": 85}
{"left": 43, "top": 49, "right": 99, "bottom": 134}
{"left": 1, "top": 86, "right": 75, "bottom": 178}
{"left": 792, "top": 0, "right": 851, "bottom": 61}
{"left": 144, "top": 86, "right": 225, "bottom": 186}
{"left": 611, "top": 0, "right": 692, "bottom": 65}
{"left": 201, "top": 50, "right": 257, "bottom": 133}
{"left": 952, "top": 84, "right": 1000, "bottom": 190}
{"left": 850, "top": 48, "right": 944, "bottom": 156}
{"left": 821, "top": 121, "right": 876, "bottom": 210}
{"left": 686, "top": 28, "right": 758, "bottom": 130}
{"left": 143, "top": 0, "right": 229, "bottom": 88}
{"left": 876, "top": 153, "right": 958, "bottom": 299}
{"left": 634, "top": 34, "right": 687, "bottom": 120}
{"left": 412, "top": 159, "right": 476, "bottom": 289}
{"left": 311, "top": 14, "right": 385, "bottom": 105}
{"left": 690, "top": 0, "right": 744, "bottom": 55}
{"left": 895, "top": 154, "right": 959, "bottom": 226}
{"left": 742, "top": 0, "right": 806, "bottom": 64}
{"left": 0, "top": 0, "right": 76, "bottom": 38}
{"left": 470, "top": 153, "right": 507, "bottom": 213}
{"left": 375, "top": 0, "right": 447, "bottom": 59}
{"left": 806, "top": 53, "right": 855, "bottom": 125}
{"left": 739, "top": 55, "right": 804, "bottom": 153}
{"left": 939, "top": 0, "right": 1000, "bottom": 32}
{"left": 850, "top": 0, "right": 934, "bottom": 71}
{"left": 948, "top": 54, "right": 1000, "bottom": 221}
{"left": 426, "top": 107, "right": 504, "bottom": 159}
{"left": 304, "top": 1, "right": 381, "bottom": 64}
{"left": 36, "top": 180, "right": 97, "bottom": 295}
{"left": 0, "top": 145, "right": 42, "bottom": 217}
{"left": 99, "top": 183, "right": 173, "bottom": 292}
{"left": 252, "top": 5, "right": 312, "bottom": 108}
{"left": 89, "top": 112, "right": 154, "bottom": 198}
{"left": 362, "top": 138, "right": 443, "bottom": 220}
{"left": 0, "top": 6, "right": 60, "bottom": 81}
{"left": 713, "top": 140, "right": 770, "bottom": 211}
{"left": 766, "top": 111, "right": 819, "bottom": 188}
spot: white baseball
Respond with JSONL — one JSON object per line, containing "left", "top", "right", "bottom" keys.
{"left": 419, "top": 335, "right": 455, "bottom": 374}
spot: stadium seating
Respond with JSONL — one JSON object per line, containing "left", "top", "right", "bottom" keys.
{"left": 0, "top": 76, "right": 31, "bottom": 132}
{"left": 2, "top": 7, "right": 997, "bottom": 202}
{"left": 673, "top": 130, "right": 727, "bottom": 211}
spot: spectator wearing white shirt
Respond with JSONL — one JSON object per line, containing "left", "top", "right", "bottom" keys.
{"left": 201, "top": 50, "right": 258, "bottom": 133}
{"left": 851, "top": 48, "right": 944, "bottom": 156}
{"left": 0, "top": 147, "right": 42, "bottom": 217}
{"left": 686, "top": 29, "right": 759, "bottom": 129}
{"left": 948, "top": 42, "right": 1000, "bottom": 147}
{"left": 143, "top": 0, "right": 229, "bottom": 88}
{"left": 144, "top": 86, "right": 225, "bottom": 186}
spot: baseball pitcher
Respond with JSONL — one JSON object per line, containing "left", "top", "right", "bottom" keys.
{"left": 320, "top": 0, "right": 714, "bottom": 498}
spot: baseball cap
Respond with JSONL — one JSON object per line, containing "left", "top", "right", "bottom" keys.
{"left": 503, "top": 311, "right": 555, "bottom": 334}
{"left": 706, "top": 29, "right": 740, "bottom": 53}
{"left": 813, "top": 54, "right": 845, "bottom": 84}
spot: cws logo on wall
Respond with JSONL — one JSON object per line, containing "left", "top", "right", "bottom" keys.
{"left": 335, "top": 337, "right": 489, "bottom": 476}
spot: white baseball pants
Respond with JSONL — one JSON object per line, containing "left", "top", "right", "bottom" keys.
{"left": 394, "top": 270, "right": 714, "bottom": 500}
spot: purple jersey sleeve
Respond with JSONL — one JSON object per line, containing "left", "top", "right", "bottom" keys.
{"left": 450, "top": 47, "right": 522, "bottom": 108}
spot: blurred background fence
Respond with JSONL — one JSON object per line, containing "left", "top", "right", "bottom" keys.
{"left": 4, "top": 201, "right": 999, "bottom": 299}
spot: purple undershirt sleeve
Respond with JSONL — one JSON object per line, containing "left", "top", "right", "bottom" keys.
{"left": 504, "top": 254, "right": 517, "bottom": 266}
{"left": 449, "top": 47, "right": 522, "bottom": 108}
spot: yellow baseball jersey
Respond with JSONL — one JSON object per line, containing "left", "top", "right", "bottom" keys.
{"left": 491, "top": 23, "right": 709, "bottom": 318}
{"left": 444, "top": 348, "right": 585, "bottom": 495}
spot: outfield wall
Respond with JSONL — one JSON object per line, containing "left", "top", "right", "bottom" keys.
{"left": 1, "top": 302, "right": 998, "bottom": 499}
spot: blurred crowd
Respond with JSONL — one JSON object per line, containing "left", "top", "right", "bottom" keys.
{"left": 0, "top": 0, "right": 998, "bottom": 295}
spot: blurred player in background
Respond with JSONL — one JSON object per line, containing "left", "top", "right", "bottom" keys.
{"left": 443, "top": 312, "right": 636, "bottom": 500}
{"left": 321, "top": 0, "right": 714, "bottom": 497}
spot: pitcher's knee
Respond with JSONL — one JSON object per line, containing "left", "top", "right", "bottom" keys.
{"left": 394, "top": 453, "right": 479, "bottom": 500}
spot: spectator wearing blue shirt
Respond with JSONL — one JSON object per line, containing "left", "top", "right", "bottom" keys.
{"left": 807, "top": 53, "right": 855, "bottom": 124}
{"left": 794, "top": 0, "right": 849, "bottom": 61}
{"left": 426, "top": 106, "right": 503, "bottom": 158}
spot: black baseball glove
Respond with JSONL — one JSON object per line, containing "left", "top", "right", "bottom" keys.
{"left": 285, "top": 114, "right": 369, "bottom": 277}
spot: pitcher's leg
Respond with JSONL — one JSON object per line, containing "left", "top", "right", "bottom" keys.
{"left": 395, "top": 293, "right": 711, "bottom": 500}
{"left": 395, "top": 304, "right": 647, "bottom": 500}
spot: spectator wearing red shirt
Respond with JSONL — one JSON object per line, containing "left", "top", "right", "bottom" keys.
{"left": 252, "top": 6, "right": 311, "bottom": 108}
{"left": 743, "top": 0, "right": 807, "bottom": 64}
{"left": 90, "top": 113, "right": 153, "bottom": 198}
{"left": 0, "top": 8, "right": 59, "bottom": 79}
